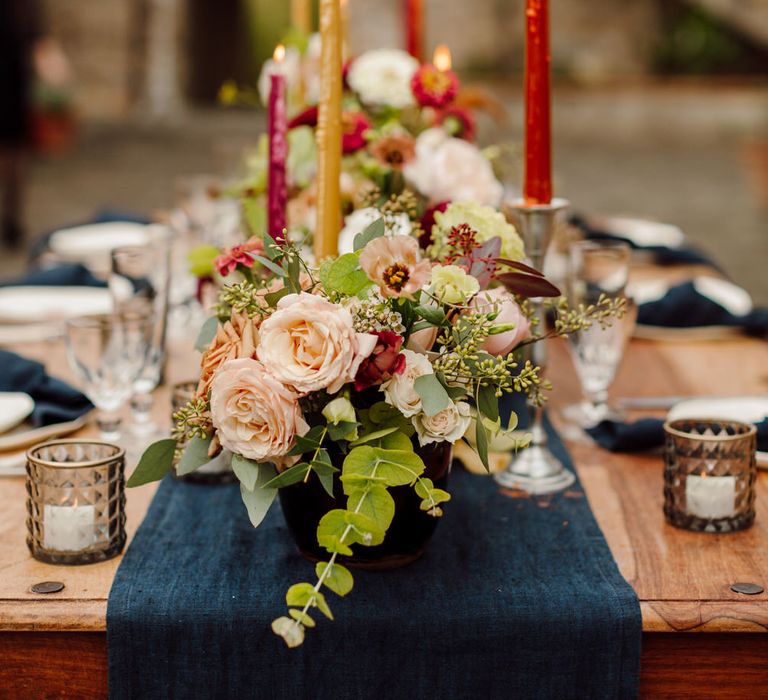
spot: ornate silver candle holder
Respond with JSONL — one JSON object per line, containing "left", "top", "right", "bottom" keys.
{"left": 494, "top": 198, "right": 576, "bottom": 495}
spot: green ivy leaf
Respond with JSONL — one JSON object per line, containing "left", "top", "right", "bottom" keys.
{"left": 414, "top": 373, "right": 451, "bottom": 417}
{"left": 262, "top": 462, "right": 310, "bottom": 489}
{"left": 288, "top": 609, "right": 316, "bottom": 627}
{"left": 176, "top": 436, "right": 214, "bottom": 476}
{"left": 315, "top": 561, "right": 354, "bottom": 596}
{"left": 194, "top": 316, "right": 219, "bottom": 352}
{"left": 347, "top": 485, "right": 395, "bottom": 532}
{"left": 127, "top": 438, "right": 176, "bottom": 487}
{"left": 353, "top": 217, "right": 385, "bottom": 251}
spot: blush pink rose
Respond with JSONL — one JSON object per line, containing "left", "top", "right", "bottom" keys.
{"left": 471, "top": 288, "right": 531, "bottom": 356}
{"left": 210, "top": 358, "right": 308, "bottom": 461}
{"left": 256, "top": 293, "right": 377, "bottom": 395}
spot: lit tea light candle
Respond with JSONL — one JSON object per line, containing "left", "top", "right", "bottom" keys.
{"left": 685, "top": 473, "right": 737, "bottom": 520}
{"left": 433, "top": 44, "right": 451, "bottom": 72}
{"left": 43, "top": 501, "right": 97, "bottom": 552}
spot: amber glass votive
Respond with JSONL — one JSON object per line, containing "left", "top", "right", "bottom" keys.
{"left": 663, "top": 418, "right": 756, "bottom": 533}
{"left": 26, "top": 440, "right": 126, "bottom": 565}
{"left": 171, "top": 381, "right": 235, "bottom": 485}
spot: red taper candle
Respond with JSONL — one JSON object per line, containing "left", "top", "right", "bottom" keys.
{"left": 404, "top": 0, "right": 424, "bottom": 62}
{"left": 268, "top": 46, "right": 288, "bottom": 242}
{"left": 523, "top": 0, "right": 552, "bottom": 205}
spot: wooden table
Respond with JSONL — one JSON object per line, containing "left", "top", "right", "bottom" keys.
{"left": 2, "top": 332, "right": 767, "bottom": 698}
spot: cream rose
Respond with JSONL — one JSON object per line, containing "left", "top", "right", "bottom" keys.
{"left": 471, "top": 288, "right": 531, "bottom": 356}
{"left": 413, "top": 400, "right": 472, "bottom": 446}
{"left": 381, "top": 349, "right": 433, "bottom": 417}
{"left": 210, "top": 358, "right": 308, "bottom": 461}
{"left": 257, "top": 293, "right": 377, "bottom": 395}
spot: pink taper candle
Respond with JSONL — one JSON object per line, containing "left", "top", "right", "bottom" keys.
{"left": 267, "top": 45, "right": 288, "bottom": 242}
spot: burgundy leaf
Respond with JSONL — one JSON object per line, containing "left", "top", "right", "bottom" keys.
{"left": 496, "top": 271, "right": 561, "bottom": 298}
{"left": 496, "top": 258, "right": 545, "bottom": 277}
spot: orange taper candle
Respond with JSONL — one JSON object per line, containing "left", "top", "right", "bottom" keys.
{"left": 523, "top": 0, "right": 552, "bottom": 205}
{"left": 314, "top": 0, "right": 343, "bottom": 260}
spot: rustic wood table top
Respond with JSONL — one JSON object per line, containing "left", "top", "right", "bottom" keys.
{"left": 1, "top": 329, "right": 766, "bottom": 635}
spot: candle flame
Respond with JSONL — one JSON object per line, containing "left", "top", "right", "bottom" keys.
{"left": 433, "top": 44, "right": 452, "bottom": 72}
{"left": 274, "top": 44, "right": 286, "bottom": 63}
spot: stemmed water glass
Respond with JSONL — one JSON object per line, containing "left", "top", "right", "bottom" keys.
{"left": 109, "top": 228, "right": 172, "bottom": 438}
{"left": 562, "top": 240, "right": 635, "bottom": 429}
{"left": 64, "top": 313, "right": 153, "bottom": 442}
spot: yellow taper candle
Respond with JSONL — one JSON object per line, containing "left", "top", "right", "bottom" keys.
{"left": 314, "top": 0, "right": 343, "bottom": 260}
{"left": 291, "top": 0, "right": 312, "bottom": 35}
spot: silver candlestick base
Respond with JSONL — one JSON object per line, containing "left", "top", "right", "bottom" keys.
{"left": 494, "top": 197, "right": 575, "bottom": 495}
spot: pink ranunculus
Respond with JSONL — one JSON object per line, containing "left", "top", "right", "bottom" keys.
{"left": 214, "top": 237, "right": 265, "bottom": 277}
{"left": 209, "top": 358, "right": 308, "bottom": 461}
{"left": 359, "top": 235, "right": 432, "bottom": 299}
{"left": 256, "top": 293, "right": 377, "bottom": 395}
{"left": 354, "top": 331, "right": 406, "bottom": 391}
{"left": 471, "top": 288, "right": 531, "bottom": 356}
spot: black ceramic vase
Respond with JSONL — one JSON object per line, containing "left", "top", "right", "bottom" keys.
{"left": 279, "top": 440, "right": 453, "bottom": 570}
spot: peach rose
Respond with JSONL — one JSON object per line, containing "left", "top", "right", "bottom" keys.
{"left": 256, "top": 293, "right": 377, "bottom": 395}
{"left": 197, "top": 311, "right": 260, "bottom": 397}
{"left": 471, "top": 288, "right": 531, "bottom": 356}
{"left": 210, "top": 358, "right": 308, "bottom": 461}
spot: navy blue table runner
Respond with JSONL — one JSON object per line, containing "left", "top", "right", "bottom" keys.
{"left": 108, "top": 427, "right": 641, "bottom": 699}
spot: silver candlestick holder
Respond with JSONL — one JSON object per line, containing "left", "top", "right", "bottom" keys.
{"left": 494, "top": 197, "right": 575, "bottom": 495}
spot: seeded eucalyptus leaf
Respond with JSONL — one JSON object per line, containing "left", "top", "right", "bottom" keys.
{"left": 262, "top": 462, "right": 310, "bottom": 488}
{"left": 177, "top": 436, "right": 214, "bottom": 476}
{"left": 251, "top": 254, "right": 287, "bottom": 277}
{"left": 475, "top": 416, "right": 490, "bottom": 472}
{"left": 240, "top": 479, "right": 277, "bottom": 528}
{"left": 477, "top": 384, "right": 500, "bottom": 423}
{"left": 414, "top": 373, "right": 451, "bottom": 417}
{"left": 194, "top": 316, "right": 219, "bottom": 352}
{"left": 127, "top": 438, "right": 176, "bottom": 487}
{"left": 316, "top": 561, "right": 354, "bottom": 597}
{"left": 353, "top": 217, "right": 385, "bottom": 251}
{"left": 413, "top": 305, "right": 446, "bottom": 326}
{"left": 347, "top": 485, "right": 395, "bottom": 531}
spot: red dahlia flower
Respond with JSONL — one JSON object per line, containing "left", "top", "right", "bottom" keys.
{"left": 411, "top": 64, "right": 459, "bottom": 109}
{"left": 354, "top": 331, "right": 406, "bottom": 391}
{"left": 342, "top": 111, "right": 372, "bottom": 154}
{"left": 435, "top": 106, "right": 476, "bottom": 141}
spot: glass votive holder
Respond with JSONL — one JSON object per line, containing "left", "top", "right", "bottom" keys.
{"left": 26, "top": 440, "right": 126, "bottom": 565}
{"left": 663, "top": 418, "right": 757, "bottom": 533}
{"left": 171, "top": 380, "right": 235, "bottom": 485}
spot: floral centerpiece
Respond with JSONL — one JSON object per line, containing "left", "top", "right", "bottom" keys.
{"left": 131, "top": 197, "right": 624, "bottom": 647}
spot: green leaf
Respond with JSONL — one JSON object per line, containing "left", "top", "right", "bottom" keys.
{"left": 379, "top": 431, "right": 413, "bottom": 451}
{"left": 288, "top": 609, "right": 316, "bottom": 627}
{"left": 316, "top": 561, "right": 354, "bottom": 596}
{"left": 243, "top": 198, "right": 266, "bottom": 238}
{"left": 414, "top": 477, "right": 451, "bottom": 515}
{"left": 264, "top": 285, "right": 291, "bottom": 307}
{"left": 344, "top": 511, "right": 386, "bottom": 546}
{"left": 347, "top": 485, "right": 395, "bottom": 531}
{"left": 413, "top": 305, "right": 446, "bottom": 326}
{"left": 187, "top": 244, "right": 220, "bottom": 277}
{"left": 314, "top": 590, "right": 334, "bottom": 619}
{"left": 317, "top": 509, "right": 354, "bottom": 555}
{"left": 477, "top": 384, "right": 500, "bottom": 423}
{"left": 263, "top": 230, "right": 282, "bottom": 260}
{"left": 353, "top": 217, "right": 385, "bottom": 251}
{"left": 176, "top": 436, "right": 214, "bottom": 476}
{"left": 327, "top": 420, "right": 360, "bottom": 442}
{"left": 343, "top": 445, "right": 425, "bottom": 487}
{"left": 339, "top": 472, "right": 390, "bottom": 495}
{"left": 286, "top": 582, "right": 316, "bottom": 606}
{"left": 414, "top": 373, "right": 451, "bottom": 417}
{"left": 231, "top": 454, "right": 262, "bottom": 491}
{"left": 324, "top": 253, "right": 370, "bottom": 296}
{"left": 251, "top": 254, "right": 287, "bottom": 277}
{"left": 194, "top": 316, "right": 219, "bottom": 352}
{"left": 271, "top": 616, "right": 305, "bottom": 648}
{"left": 317, "top": 471, "right": 336, "bottom": 499}
{"left": 262, "top": 462, "right": 310, "bottom": 489}
{"left": 287, "top": 425, "right": 326, "bottom": 456}
{"left": 240, "top": 478, "right": 278, "bottom": 527}
{"left": 507, "top": 410, "right": 519, "bottom": 432}
{"left": 348, "top": 425, "right": 398, "bottom": 446}
{"left": 475, "top": 415, "right": 490, "bottom": 472}
{"left": 127, "top": 439, "right": 176, "bottom": 487}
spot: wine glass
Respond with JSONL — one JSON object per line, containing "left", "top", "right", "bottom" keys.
{"left": 64, "top": 313, "right": 153, "bottom": 442}
{"left": 562, "top": 240, "right": 635, "bottom": 429}
{"left": 109, "top": 227, "right": 172, "bottom": 438}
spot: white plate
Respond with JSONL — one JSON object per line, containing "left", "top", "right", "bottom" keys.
{"left": 0, "top": 414, "right": 88, "bottom": 454}
{"left": 598, "top": 216, "right": 685, "bottom": 249}
{"left": 668, "top": 397, "right": 768, "bottom": 469}
{"left": 49, "top": 221, "right": 150, "bottom": 270}
{"left": 0, "top": 393, "right": 34, "bottom": 434}
{"left": 0, "top": 286, "right": 113, "bottom": 324}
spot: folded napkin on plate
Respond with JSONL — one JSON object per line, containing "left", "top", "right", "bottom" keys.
{"left": 0, "top": 351, "right": 92, "bottom": 427}
{"left": 588, "top": 417, "right": 768, "bottom": 453}
{"left": 569, "top": 214, "right": 717, "bottom": 269}
{"left": 637, "top": 281, "right": 768, "bottom": 335}
{"left": 0, "top": 263, "right": 105, "bottom": 288}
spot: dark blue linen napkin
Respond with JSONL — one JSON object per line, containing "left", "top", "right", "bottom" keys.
{"left": 0, "top": 350, "right": 93, "bottom": 426}
{"left": 637, "top": 281, "right": 768, "bottom": 336}
{"left": 0, "top": 263, "right": 106, "bottom": 288}
{"left": 588, "top": 417, "right": 768, "bottom": 453}
{"left": 107, "top": 425, "right": 641, "bottom": 700}
{"left": 569, "top": 213, "right": 717, "bottom": 269}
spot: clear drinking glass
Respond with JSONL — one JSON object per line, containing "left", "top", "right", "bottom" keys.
{"left": 110, "top": 227, "right": 172, "bottom": 438}
{"left": 64, "top": 313, "right": 153, "bottom": 441}
{"left": 563, "top": 240, "right": 634, "bottom": 428}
